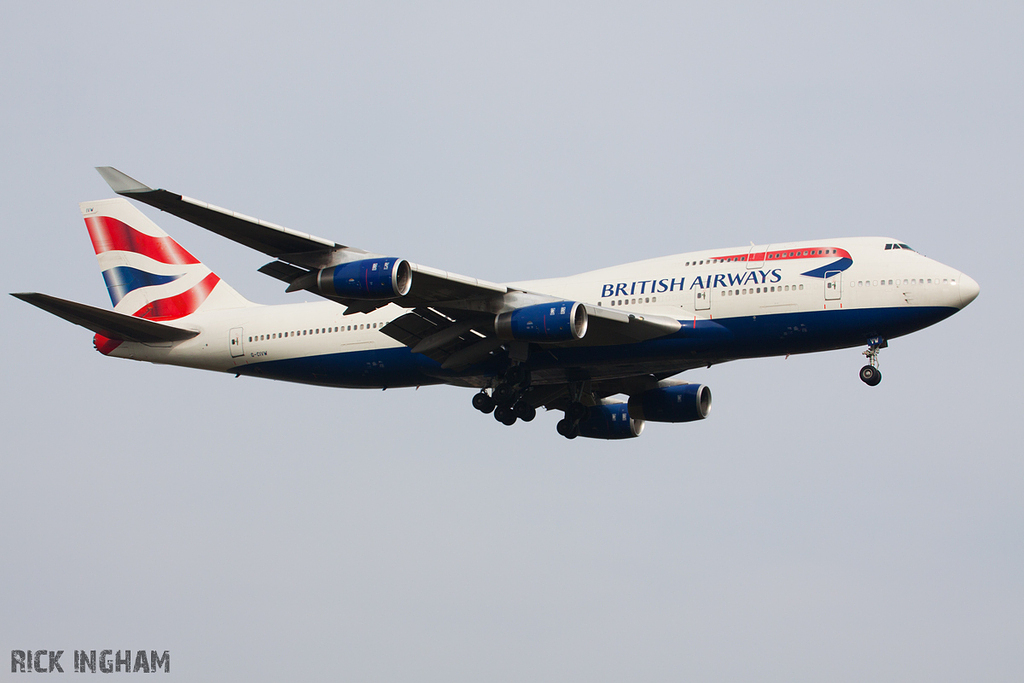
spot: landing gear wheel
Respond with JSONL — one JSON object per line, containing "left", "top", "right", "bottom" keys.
{"left": 492, "top": 383, "right": 517, "bottom": 406}
{"left": 859, "top": 365, "right": 882, "bottom": 386}
{"left": 472, "top": 392, "right": 495, "bottom": 414}
{"left": 494, "top": 405, "right": 518, "bottom": 426}
{"left": 514, "top": 402, "right": 536, "bottom": 422}
{"left": 556, "top": 418, "right": 579, "bottom": 439}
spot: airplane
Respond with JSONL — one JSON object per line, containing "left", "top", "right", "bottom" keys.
{"left": 13, "top": 167, "right": 979, "bottom": 439}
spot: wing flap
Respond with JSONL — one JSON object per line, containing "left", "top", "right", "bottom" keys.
{"left": 11, "top": 292, "right": 198, "bottom": 343}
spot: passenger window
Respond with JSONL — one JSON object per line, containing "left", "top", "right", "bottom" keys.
{"left": 799, "top": 284, "right": 804, "bottom": 290}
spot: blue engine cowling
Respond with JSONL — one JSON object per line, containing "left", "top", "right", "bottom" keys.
{"left": 494, "top": 301, "right": 588, "bottom": 342}
{"left": 628, "top": 384, "right": 712, "bottom": 423}
{"left": 316, "top": 258, "right": 412, "bottom": 299}
{"left": 577, "top": 402, "right": 644, "bottom": 440}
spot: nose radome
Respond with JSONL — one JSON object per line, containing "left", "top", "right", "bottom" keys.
{"left": 958, "top": 273, "right": 980, "bottom": 308}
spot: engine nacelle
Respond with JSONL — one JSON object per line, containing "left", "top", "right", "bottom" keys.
{"left": 316, "top": 258, "right": 412, "bottom": 300}
{"left": 577, "top": 402, "right": 644, "bottom": 440}
{"left": 628, "top": 384, "right": 712, "bottom": 423}
{"left": 494, "top": 301, "right": 588, "bottom": 343}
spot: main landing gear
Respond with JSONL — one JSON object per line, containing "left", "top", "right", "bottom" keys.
{"left": 555, "top": 382, "right": 590, "bottom": 439}
{"left": 556, "top": 401, "right": 589, "bottom": 440}
{"left": 859, "top": 337, "right": 887, "bottom": 387}
{"left": 472, "top": 365, "right": 536, "bottom": 427}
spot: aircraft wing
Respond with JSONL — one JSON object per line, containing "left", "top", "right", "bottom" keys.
{"left": 96, "top": 167, "right": 348, "bottom": 263}
{"left": 11, "top": 292, "right": 198, "bottom": 343}
{"left": 96, "top": 168, "right": 681, "bottom": 369}
{"left": 97, "top": 167, "right": 509, "bottom": 314}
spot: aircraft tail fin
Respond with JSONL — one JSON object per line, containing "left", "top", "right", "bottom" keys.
{"left": 81, "top": 198, "right": 254, "bottom": 320}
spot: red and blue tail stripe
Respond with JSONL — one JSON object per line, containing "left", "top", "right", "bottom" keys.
{"left": 82, "top": 197, "right": 253, "bottom": 355}
{"left": 85, "top": 215, "right": 200, "bottom": 264}
{"left": 101, "top": 266, "right": 185, "bottom": 306}
{"left": 131, "top": 272, "right": 221, "bottom": 321}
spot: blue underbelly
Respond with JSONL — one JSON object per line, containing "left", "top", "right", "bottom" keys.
{"left": 237, "top": 306, "right": 958, "bottom": 387}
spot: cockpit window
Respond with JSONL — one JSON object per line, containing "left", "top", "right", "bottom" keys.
{"left": 898, "top": 243, "right": 914, "bottom": 251}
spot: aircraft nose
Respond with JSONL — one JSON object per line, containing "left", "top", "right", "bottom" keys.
{"left": 958, "top": 273, "right": 980, "bottom": 308}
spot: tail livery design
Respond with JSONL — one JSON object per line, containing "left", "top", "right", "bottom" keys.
{"left": 80, "top": 199, "right": 251, "bottom": 353}
{"left": 83, "top": 199, "right": 249, "bottom": 319}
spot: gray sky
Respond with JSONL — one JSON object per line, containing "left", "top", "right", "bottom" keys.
{"left": 2, "top": 2, "right": 1021, "bottom": 681}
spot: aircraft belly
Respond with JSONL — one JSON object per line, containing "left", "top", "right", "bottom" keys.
{"left": 233, "top": 305, "right": 958, "bottom": 389}
{"left": 236, "top": 346, "right": 447, "bottom": 389}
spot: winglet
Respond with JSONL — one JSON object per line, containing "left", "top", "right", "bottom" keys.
{"left": 96, "top": 166, "right": 152, "bottom": 194}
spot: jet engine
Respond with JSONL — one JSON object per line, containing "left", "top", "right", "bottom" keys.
{"left": 314, "top": 258, "right": 412, "bottom": 299}
{"left": 495, "top": 301, "right": 588, "bottom": 343}
{"left": 577, "top": 402, "right": 644, "bottom": 440}
{"left": 628, "top": 384, "right": 712, "bottom": 423}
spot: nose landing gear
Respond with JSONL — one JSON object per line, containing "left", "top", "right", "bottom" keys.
{"left": 859, "top": 337, "right": 887, "bottom": 386}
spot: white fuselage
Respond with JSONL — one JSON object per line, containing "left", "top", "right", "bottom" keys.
{"left": 105, "top": 236, "right": 977, "bottom": 388}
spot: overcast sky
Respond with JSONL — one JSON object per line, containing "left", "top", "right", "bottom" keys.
{"left": 2, "top": 3, "right": 1021, "bottom": 681}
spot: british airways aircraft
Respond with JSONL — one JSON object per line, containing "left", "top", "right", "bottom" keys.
{"left": 14, "top": 167, "right": 979, "bottom": 439}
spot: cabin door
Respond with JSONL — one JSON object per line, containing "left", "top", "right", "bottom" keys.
{"left": 230, "top": 327, "right": 245, "bottom": 358}
{"left": 695, "top": 288, "right": 711, "bottom": 311}
{"left": 747, "top": 244, "right": 769, "bottom": 269}
{"left": 824, "top": 271, "right": 842, "bottom": 301}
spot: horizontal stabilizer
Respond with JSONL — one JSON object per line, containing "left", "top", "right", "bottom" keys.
{"left": 11, "top": 292, "right": 198, "bottom": 343}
